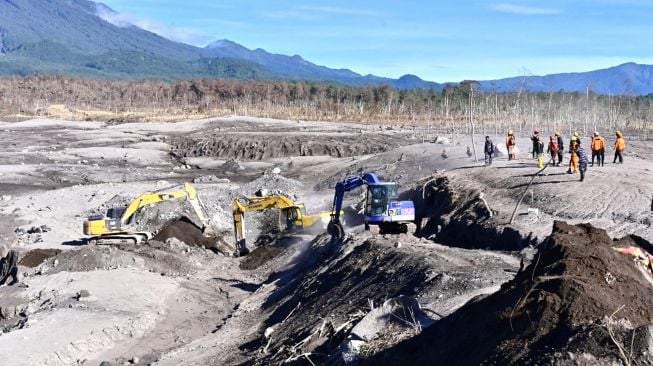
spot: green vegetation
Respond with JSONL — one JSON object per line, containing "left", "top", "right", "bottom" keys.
{"left": 0, "top": 42, "right": 277, "bottom": 81}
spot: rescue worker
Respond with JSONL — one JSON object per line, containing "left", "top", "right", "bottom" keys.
{"left": 547, "top": 136, "right": 559, "bottom": 165}
{"left": 484, "top": 136, "right": 494, "bottom": 166}
{"left": 569, "top": 131, "right": 579, "bottom": 152}
{"left": 534, "top": 134, "right": 544, "bottom": 167}
{"left": 576, "top": 140, "right": 588, "bottom": 182}
{"left": 506, "top": 129, "right": 516, "bottom": 160}
{"left": 555, "top": 131, "right": 564, "bottom": 166}
{"left": 613, "top": 130, "right": 626, "bottom": 164}
{"left": 590, "top": 132, "right": 605, "bottom": 167}
{"left": 530, "top": 129, "right": 540, "bottom": 159}
{"left": 568, "top": 141, "right": 579, "bottom": 174}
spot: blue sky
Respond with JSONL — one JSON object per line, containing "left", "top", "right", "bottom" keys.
{"left": 98, "top": 0, "right": 653, "bottom": 82}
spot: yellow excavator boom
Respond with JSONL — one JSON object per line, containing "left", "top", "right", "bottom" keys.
{"left": 84, "top": 182, "right": 211, "bottom": 244}
{"left": 231, "top": 194, "right": 332, "bottom": 256}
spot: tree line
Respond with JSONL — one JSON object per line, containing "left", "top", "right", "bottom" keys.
{"left": 0, "top": 75, "right": 651, "bottom": 137}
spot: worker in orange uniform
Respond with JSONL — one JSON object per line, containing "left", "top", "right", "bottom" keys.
{"left": 590, "top": 132, "right": 605, "bottom": 167}
{"left": 613, "top": 131, "right": 626, "bottom": 164}
{"left": 567, "top": 142, "right": 579, "bottom": 174}
{"left": 506, "top": 129, "right": 516, "bottom": 161}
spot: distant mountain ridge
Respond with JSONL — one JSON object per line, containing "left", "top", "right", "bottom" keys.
{"left": 203, "top": 39, "right": 440, "bottom": 88}
{"left": 478, "top": 63, "right": 653, "bottom": 95}
{"left": 0, "top": 0, "right": 651, "bottom": 94}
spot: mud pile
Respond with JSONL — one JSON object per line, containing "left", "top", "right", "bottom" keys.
{"left": 153, "top": 217, "right": 233, "bottom": 255}
{"left": 171, "top": 135, "right": 402, "bottom": 160}
{"left": 18, "top": 249, "right": 61, "bottom": 268}
{"left": 238, "top": 232, "right": 303, "bottom": 271}
{"left": 366, "top": 221, "right": 653, "bottom": 365}
{"left": 36, "top": 237, "right": 219, "bottom": 276}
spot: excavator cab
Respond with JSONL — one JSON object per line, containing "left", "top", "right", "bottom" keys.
{"left": 366, "top": 183, "right": 398, "bottom": 216}
{"left": 328, "top": 172, "right": 414, "bottom": 238}
{"left": 283, "top": 206, "right": 304, "bottom": 231}
{"left": 364, "top": 182, "right": 413, "bottom": 233}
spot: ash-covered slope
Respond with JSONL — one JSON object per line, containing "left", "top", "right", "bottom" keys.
{"left": 366, "top": 221, "right": 653, "bottom": 365}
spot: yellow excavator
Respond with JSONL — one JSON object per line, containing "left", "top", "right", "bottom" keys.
{"left": 232, "top": 193, "right": 334, "bottom": 256}
{"left": 84, "top": 182, "right": 211, "bottom": 245}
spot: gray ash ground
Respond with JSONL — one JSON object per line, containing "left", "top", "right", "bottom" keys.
{"left": 1, "top": 118, "right": 653, "bottom": 365}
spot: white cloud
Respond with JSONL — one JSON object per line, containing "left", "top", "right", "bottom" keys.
{"left": 95, "top": 5, "right": 214, "bottom": 45}
{"left": 492, "top": 3, "right": 561, "bottom": 15}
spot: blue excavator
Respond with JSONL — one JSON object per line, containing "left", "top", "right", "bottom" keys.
{"left": 327, "top": 172, "right": 415, "bottom": 239}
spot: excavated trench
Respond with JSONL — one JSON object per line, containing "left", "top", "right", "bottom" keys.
{"left": 170, "top": 135, "right": 407, "bottom": 160}
{"left": 405, "top": 175, "right": 537, "bottom": 251}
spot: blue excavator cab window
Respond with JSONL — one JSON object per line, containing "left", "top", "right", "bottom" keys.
{"left": 367, "top": 185, "right": 394, "bottom": 216}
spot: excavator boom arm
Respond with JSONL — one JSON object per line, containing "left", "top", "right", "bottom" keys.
{"left": 330, "top": 173, "right": 380, "bottom": 224}
{"left": 231, "top": 194, "right": 302, "bottom": 256}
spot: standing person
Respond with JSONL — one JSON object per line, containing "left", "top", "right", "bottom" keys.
{"left": 530, "top": 129, "right": 540, "bottom": 159}
{"left": 590, "top": 132, "right": 605, "bottom": 167}
{"left": 547, "top": 136, "right": 559, "bottom": 165}
{"left": 613, "top": 130, "right": 626, "bottom": 164}
{"left": 484, "top": 136, "right": 494, "bottom": 166}
{"left": 535, "top": 135, "right": 545, "bottom": 167}
{"left": 576, "top": 140, "right": 588, "bottom": 182}
{"left": 506, "top": 129, "right": 516, "bottom": 161}
{"left": 568, "top": 142, "right": 579, "bottom": 174}
{"left": 569, "top": 131, "right": 579, "bottom": 152}
{"left": 556, "top": 131, "right": 564, "bottom": 166}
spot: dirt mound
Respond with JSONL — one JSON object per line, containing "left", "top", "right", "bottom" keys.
{"left": 42, "top": 241, "right": 210, "bottom": 276}
{"left": 244, "top": 235, "right": 433, "bottom": 364}
{"left": 238, "top": 232, "right": 304, "bottom": 270}
{"left": 18, "top": 249, "right": 61, "bottom": 268}
{"left": 366, "top": 221, "right": 653, "bottom": 365}
{"left": 239, "top": 246, "right": 284, "bottom": 270}
{"left": 171, "top": 134, "right": 402, "bottom": 161}
{"left": 238, "top": 171, "right": 303, "bottom": 198}
{"left": 153, "top": 217, "right": 232, "bottom": 255}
